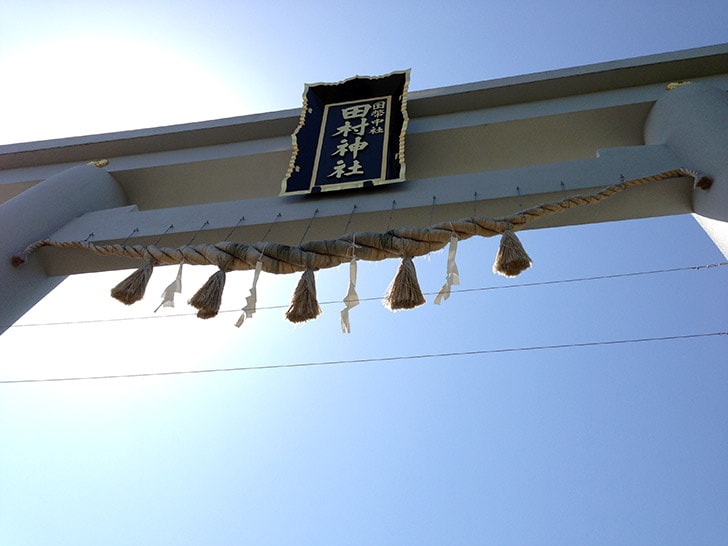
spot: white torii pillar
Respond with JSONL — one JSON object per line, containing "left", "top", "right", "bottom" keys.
{"left": 0, "top": 164, "right": 127, "bottom": 334}
{"left": 645, "top": 82, "right": 728, "bottom": 258}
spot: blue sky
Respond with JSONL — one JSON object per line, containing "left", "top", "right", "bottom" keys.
{"left": 1, "top": 2, "right": 727, "bottom": 545}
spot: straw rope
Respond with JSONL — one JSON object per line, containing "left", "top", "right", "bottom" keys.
{"left": 12, "top": 168, "right": 709, "bottom": 274}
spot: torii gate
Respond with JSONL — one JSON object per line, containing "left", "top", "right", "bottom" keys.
{"left": 1, "top": 44, "right": 727, "bottom": 335}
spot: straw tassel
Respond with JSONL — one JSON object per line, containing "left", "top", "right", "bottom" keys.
{"left": 285, "top": 268, "right": 322, "bottom": 323}
{"left": 384, "top": 256, "right": 426, "bottom": 311}
{"left": 188, "top": 268, "right": 227, "bottom": 319}
{"left": 110, "top": 260, "right": 154, "bottom": 305}
{"left": 434, "top": 235, "right": 460, "bottom": 305}
{"left": 155, "top": 262, "right": 184, "bottom": 312}
{"left": 493, "top": 229, "right": 532, "bottom": 277}
{"left": 340, "top": 257, "right": 360, "bottom": 333}
{"left": 235, "top": 259, "right": 264, "bottom": 327}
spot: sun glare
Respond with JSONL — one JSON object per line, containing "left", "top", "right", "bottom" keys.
{"left": 0, "top": 34, "right": 251, "bottom": 145}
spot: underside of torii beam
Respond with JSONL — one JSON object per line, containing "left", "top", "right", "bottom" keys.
{"left": 1, "top": 44, "right": 727, "bottom": 334}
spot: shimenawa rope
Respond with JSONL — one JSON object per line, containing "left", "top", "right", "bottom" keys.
{"left": 11, "top": 168, "right": 711, "bottom": 321}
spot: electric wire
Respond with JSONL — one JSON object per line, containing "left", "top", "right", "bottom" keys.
{"left": 6, "top": 261, "right": 727, "bottom": 329}
{"left": 1, "top": 331, "right": 725, "bottom": 385}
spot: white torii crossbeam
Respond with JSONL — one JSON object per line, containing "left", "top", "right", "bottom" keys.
{"left": 1, "top": 44, "right": 727, "bottom": 335}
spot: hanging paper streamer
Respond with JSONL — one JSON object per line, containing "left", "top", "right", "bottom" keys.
{"left": 235, "top": 259, "right": 264, "bottom": 327}
{"left": 155, "top": 262, "right": 184, "bottom": 312}
{"left": 434, "top": 235, "right": 460, "bottom": 305}
{"left": 340, "top": 257, "right": 360, "bottom": 333}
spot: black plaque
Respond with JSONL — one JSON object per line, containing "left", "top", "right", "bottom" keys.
{"left": 281, "top": 70, "right": 409, "bottom": 196}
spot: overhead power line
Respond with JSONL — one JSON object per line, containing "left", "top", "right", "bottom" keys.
{"left": 1, "top": 331, "right": 725, "bottom": 385}
{"left": 7, "top": 261, "right": 727, "bottom": 329}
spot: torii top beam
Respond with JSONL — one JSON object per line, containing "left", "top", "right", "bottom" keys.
{"left": 1, "top": 43, "right": 727, "bottom": 333}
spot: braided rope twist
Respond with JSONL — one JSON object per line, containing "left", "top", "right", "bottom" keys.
{"left": 12, "top": 168, "right": 708, "bottom": 274}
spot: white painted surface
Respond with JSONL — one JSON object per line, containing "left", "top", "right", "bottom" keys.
{"left": 645, "top": 83, "right": 728, "bottom": 257}
{"left": 1, "top": 45, "right": 727, "bottom": 331}
{"left": 0, "top": 165, "right": 127, "bottom": 334}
